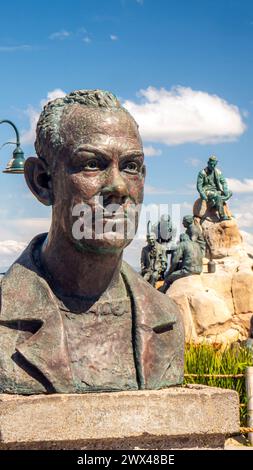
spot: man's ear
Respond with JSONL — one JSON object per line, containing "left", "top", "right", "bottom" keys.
{"left": 142, "top": 164, "right": 146, "bottom": 178}
{"left": 24, "top": 157, "right": 53, "bottom": 206}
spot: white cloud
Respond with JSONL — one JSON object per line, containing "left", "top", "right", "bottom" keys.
{"left": 40, "top": 88, "right": 66, "bottom": 108}
{"left": 0, "top": 218, "right": 51, "bottom": 242}
{"left": 0, "top": 217, "right": 50, "bottom": 269}
{"left": 235, "top": 211, "right": 253, "bottom": 229}
{"left": 49, "top": 30, "right": 71, "bottom": 40}
{"left": 145, "top": 185, "right": 173, "bottom": 195}
{"left": 22, "top": 89, "right": 66, "bottom": 145}
{"left": 185, "top": 157, "right": 202, "bottom": 167}
{"left": 22, "top": 107, "right": 40, "bottom": 146}
{"left": 230, "top": 198, "right": 253, "bottom": 229}
{"left": 123, "top": 86, "right": 246, "bottom": 146}
{"left": 110, "top": 34, "right": 118, "bottom": 41}
{"left": 0, "top": 240, "right": 27, "bottom": 270}
{"left": 143, "top": 145, "right": 162, "bottom": 157}
{"left": 0, "top": 45, "right": 33, "bottom": 52}
{"left": 83, "top": 36, "right": 91, "bottom": 43}
{"left": 227, "top": 178, "right": 253, "bottom": 193}
{"left": 0, "top": 240, "right": 27, "bottom": 255}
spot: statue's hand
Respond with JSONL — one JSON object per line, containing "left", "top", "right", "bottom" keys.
{"left": 201, "top": 193, "right": 208, "bottom": 201}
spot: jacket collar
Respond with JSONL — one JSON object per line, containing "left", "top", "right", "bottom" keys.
{"left": 121, "top": 262, "right": 178, "bottom": 389}
{"left": 1, "top": 234, "right": 177, "bottom": 392}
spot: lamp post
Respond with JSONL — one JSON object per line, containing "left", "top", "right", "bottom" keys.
{"left": 0, "top": 120, "right": 25, "bottom": 174}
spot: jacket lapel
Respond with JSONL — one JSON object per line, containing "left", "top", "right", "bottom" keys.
{"left": 121, "top": 261, "right": 178, "bottom": 389}
{"left": 1, "top": 258, "right": 74, "bottom": 393}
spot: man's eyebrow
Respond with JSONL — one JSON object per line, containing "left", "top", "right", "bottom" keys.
{"left": 73, "top": 145, "right": 111, "bottom": 159}
{"left": 73, "top": 146, "right": 144, "bottom": 160}
{"left": 119, "top": 150, "right": 144, "bottom": 159}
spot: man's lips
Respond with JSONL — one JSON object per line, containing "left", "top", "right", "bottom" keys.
{"left": 102, "top": 212, "right": 126, "bottom": 219}
{"left": 72, "top": 200, "right": 139, "bottom": 224}
{"left": 96, "top": 201, "right": 138, "bottom": 219}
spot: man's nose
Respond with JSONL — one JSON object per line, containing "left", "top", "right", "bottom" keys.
{"left": 102, "top": 166, "right": 129, "bottom": 204}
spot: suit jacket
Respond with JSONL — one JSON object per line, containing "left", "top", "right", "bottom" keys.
{"left": 141, "top": 243, "right": 166, "bottom": 274}
{"left": 197, "top": 167, "right": 229, "bottom": 197}
{"left": 0, "top": 234, "right": 184, "bottom": 394}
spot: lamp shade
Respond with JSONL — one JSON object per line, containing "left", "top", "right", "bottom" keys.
{"left": 3, "top": 146, "right": 25, "bottom": 174}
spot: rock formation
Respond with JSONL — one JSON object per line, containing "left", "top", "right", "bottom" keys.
{"left": 194, "top": 197, "right": 242, "bottom": 258}
{"left": 167, "top": 199, "right": 253, "bottom": 345}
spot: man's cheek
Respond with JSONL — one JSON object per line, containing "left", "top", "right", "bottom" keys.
{"left": 69, "top": 176, "right": 101, "bottom": 202}
{"left": 128, "top": 180, "right": 144, "bottom": 203}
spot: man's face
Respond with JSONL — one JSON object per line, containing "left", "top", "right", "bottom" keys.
{"left": 50, "top": 105, "right": 145, "bottom": 253}
{"left": 182, "top": 216, "right": 192, "bottom": 228}
{"left": 207, "top": 159, "right": 218, "bottom": 170}
{"left": 147, "top": 236, "right": 156, "bottom": 247}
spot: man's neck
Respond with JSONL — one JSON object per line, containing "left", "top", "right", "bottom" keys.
{"left": 207, "top": 166, "right": 215, "bottom": 174}
{"left": 40, "top": 227, "right": 123, "bottom": 299}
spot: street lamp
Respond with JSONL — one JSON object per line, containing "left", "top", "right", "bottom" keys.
{"left": 0, "top": 120, "right": 25, "bottom": 174}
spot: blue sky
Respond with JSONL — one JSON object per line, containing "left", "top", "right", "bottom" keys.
{"left": 0, "top": 0, "right": 253, "bottom": 267}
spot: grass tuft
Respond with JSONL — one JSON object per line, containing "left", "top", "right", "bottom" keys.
{"left": 184, "top": 343, "right": 253, "bottom": 425}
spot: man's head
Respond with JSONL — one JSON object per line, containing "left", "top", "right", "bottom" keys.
{"left": 207, "top": 155, "right": 218, "bottom": 170}
{"left": 147, "top": 233, "right": 156, "bottom": 247}
{"left": 25, "top": 89, "right": 145, "bottom": 253}
{"left": 182, "top": 215, "right": 194, "bottom": 228}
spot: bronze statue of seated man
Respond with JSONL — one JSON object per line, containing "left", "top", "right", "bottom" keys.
{"left": 197, "top": 155, "right": 232, "bottom": 221}
{"left": 141, "top": 233, "right": 167, "bottom": 286}
{"left": 159, "top": 218, "right": 204, "bottom": 294}
{"left": 0, "top": 89, "right": 184, "bottom": 394}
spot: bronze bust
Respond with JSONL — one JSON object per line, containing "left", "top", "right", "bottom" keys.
{"left": 0, "top": 90, "right": 184, "bottom": 394}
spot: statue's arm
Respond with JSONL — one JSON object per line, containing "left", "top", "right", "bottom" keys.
{"left": 196, "top": 172, "right": 207, "bottom": 200}
{"left": 141, "top": 248, "right": 148, "bottom": 274}
{"left": 162, "top": 247, "right": 168, "bottom": 267}
{"left": 167, "top": 244, "right": 183, "bottom": 275}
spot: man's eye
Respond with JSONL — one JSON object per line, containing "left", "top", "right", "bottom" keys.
{"left": 83, "top": 159, "right": 101, "bottom": 171}
{"left": 122, "top": 162, "right": 139, "bottom": 174}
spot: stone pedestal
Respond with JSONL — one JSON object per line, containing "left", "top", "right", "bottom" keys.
{"left": 193, "top": 198, "right": 242, "bottom": 259}
{"left": 0, "top": 385, "right": 239, "bottom": 449}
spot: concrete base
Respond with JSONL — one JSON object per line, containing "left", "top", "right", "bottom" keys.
{"left": 0, "top": 384, "right": 239, "bottom": 449}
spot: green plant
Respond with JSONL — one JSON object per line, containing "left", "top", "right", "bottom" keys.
{"left": 184, "top": 343, "right": 253, "bottom": 425}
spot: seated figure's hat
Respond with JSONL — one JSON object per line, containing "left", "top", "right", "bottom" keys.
{"left": 208, "top": 155, "right": 218, "bottom": 162}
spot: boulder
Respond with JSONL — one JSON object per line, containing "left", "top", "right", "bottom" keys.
{"left": 170, "top": 293, "right": 198, "bottom": 341}
{"left": 167, "top": 262, "right": 253, "bottom": 345}
{"left": 232, "top": 268, "right": 253, "bottom": 314}
{"left": 189, "top": 290, "right": 232, "bottom": 334}
{"left": 197, "top": 328, "right": 241, "bottom": 347}
{"left": 169, "top": 274, "right": 203, "bottom": 295}
{"left": 201, "top": 271, "right": 234, "bottom": 313}
{"left": 201, "top": 218, "right": 242, "bottom": 259}
{"left": 193, "top": 197, "right": 232, "bottom": 221}
{"left": 167, "top": 198, "right": 253, "bottom": 345}
{"left": 193, "top": 198, "right": 242, "bottom": 259}
{"left": 232, "top": 313, "right": 253, "bottom": 337}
